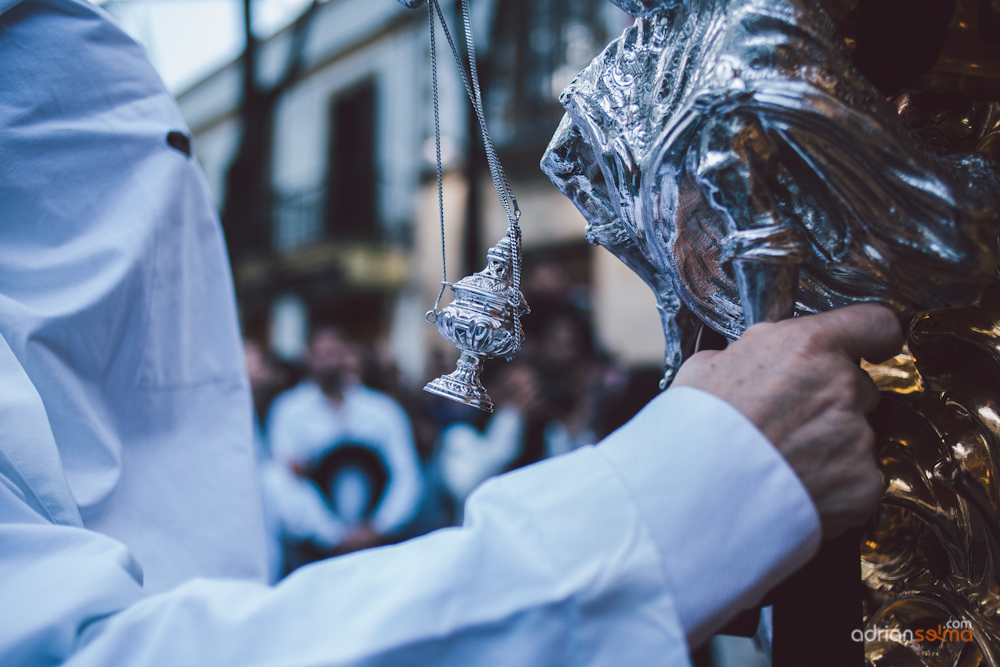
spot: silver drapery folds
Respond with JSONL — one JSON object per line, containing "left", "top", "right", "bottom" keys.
{"left": 541, "top": 0, "right": 1000, "bottom": 387}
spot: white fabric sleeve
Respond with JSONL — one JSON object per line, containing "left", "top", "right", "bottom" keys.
{"left": 597, "top": 386, "right": 822, "bottom": 646}
{"left": 1, "top": 387, "right": 818, "bottom": 666}
{"left": 258, "top": 461, "right": 349, "bottom": 548}
{"left": 369, "top": 401, "right": 423, "bottom": 535}
{"left": 3, "top": 444, "right": 688, "bottom": 666}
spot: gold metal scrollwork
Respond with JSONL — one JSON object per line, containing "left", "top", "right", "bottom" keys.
{"left": 863, "top": 287, "right": 1000, "bottom": 666}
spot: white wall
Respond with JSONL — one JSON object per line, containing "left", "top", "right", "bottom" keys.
{"left": 592, "top": 246, "right": 666, "bottom": 367}
{"left": 271, "top": 22, "right": 436, "bottom": 241}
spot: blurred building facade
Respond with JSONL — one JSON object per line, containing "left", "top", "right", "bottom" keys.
{"left": 174, "top": 0, "right": 666, "bottom": 385}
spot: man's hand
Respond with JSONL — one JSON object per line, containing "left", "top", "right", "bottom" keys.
{"left": 673, "top": 304, "right": 903, "bottom": 538}
{"left": 336, "top": 525, "right": 382, "bottom": 555}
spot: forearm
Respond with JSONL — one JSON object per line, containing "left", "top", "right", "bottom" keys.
{"left": 370, "top": 416, "right": 424, "bottom": 535}
{"left": 51, "top": 447, "right": 686, "bottom": 666}
{"left": 4, "top": 389, "right": 818, "bottom": 666}
{"left": 597, "top": 387, "right": 821, "bottom": 645}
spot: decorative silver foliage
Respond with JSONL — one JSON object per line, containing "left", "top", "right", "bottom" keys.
{"left": 542, "top": 0, "right": 1000, "bottom": 385}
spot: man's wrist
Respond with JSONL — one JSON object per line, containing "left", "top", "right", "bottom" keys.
{"left": 596, "top": 386, "right": 821, "bottom": 645}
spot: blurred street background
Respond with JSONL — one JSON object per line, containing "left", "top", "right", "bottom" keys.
{"left": 88, "top": 2, "right": 769, "bottom": 664}
{"left": 97, "top": 0, "right": 666, "bottom": 390}
{"left": 93, "top": 0, "right": 670, "bottom": 591}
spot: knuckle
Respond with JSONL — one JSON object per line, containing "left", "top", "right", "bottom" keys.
{"left": 825, "top": 371, "right": 860, "bottom": 409}
{"left": 674, "top": 350, "right": 718, "bottom": 384}
{"left": 861, "top": 456, "right": 883, "bottom": 484}
{"left": 856, "top": 456, "right": 885, "bottom": 498}
{"left": 809, "top": 334, "right": 840, "bottom": 362}
{"left": 681, "top": 350, "right": 715, "bottom": 372}
{"left": 687, "top": 349, "right": 717, "bottom": 363}
{"left": 781, "top": 320, "right": 827, "bottom": 358}
{"left": 861, "top": 476, "right": 886, "bottom": 510}
{"left": 856, "top": 421, "right": 877, "bottom": 453}
{"left": 743, "top": 321, "right": 778, "bottom": 339}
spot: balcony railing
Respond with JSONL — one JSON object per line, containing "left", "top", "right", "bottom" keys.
{"left": 272, "top": 186, "right": 325, "bottom": 252}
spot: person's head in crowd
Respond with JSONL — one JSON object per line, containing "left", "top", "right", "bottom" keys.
{"left": 244, "top": 339, "right": 270, "bottom": 394}
{"left": 533, "top": 306, "right": 597, "bottom": 374}
{"left": 491, "top": 362, "right": 543, "bottom": 417}
{"left": 308, "top": 326, "right": 360, "bottom": 398}
{"left": 524, "top": 261, "right": 573, "bottom": 302}
{"left": 539, "top": 309, "right": 594, "bottom": 367}
{"left": 244, "top": 339, "right": 288, "bottom": 419}
{"left": 526, "top": 306, "right": 604, "bottom": 426}
{"left": 361, "top": 338, "right": 402, "bottom": 398}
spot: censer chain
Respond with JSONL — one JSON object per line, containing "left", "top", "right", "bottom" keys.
{"left": 426, "top": 0, "right": 450, "bottom": 323}
{"left": 424, "top": 0, "right": 523, "bottom": 326}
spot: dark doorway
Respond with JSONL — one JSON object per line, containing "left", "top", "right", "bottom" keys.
{"left": 326, "top": 81, "right": 379, "bottom": 241}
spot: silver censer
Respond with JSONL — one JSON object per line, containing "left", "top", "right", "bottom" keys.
{"left": 424, "top": 230, "right": 529, "bottom": 413}
{"left": 406, "top": 0, "right": 529, "bottom": 412}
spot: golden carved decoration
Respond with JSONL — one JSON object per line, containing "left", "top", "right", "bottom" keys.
{"left": 862, "top": 286, "right": 1000, "bottom": 666}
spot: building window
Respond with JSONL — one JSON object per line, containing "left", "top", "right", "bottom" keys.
{"left": 487, "top": 0, "right": 611, "bottom": 148}
{"left": 326, "top": 80, "right": 379, "bottom": 241}
{"left": 272, "top": 185, "right": 325, "bottom": 252}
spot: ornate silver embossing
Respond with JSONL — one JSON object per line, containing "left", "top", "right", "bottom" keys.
{"left": 544, "top": 1, "right": 1000, "bottom": 664}
{"left": 541, "top": 0, "right": 1000, "bottom": 386}
{"left": 424, "top": 233, "right": 530, "bottom": 413}
{"left": 405, "top": 0, "right": 530, "bottom": 411}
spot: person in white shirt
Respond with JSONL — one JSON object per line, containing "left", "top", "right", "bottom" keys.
{"left": 264, "top": 327, "right": 424, "bottom": 561}
{"left": 0, "top": 0, "right": 898, "bottom": 665}
{"left": 438, "top": 364, "right": 539, "bottom": 511}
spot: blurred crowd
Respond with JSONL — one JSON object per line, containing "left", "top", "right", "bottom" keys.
{"left": 246, "top": 266, "right": 665, "bottom": 581}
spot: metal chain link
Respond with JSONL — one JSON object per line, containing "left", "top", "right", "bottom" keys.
{"left": 427, "top": 0, "right": 523, "bottom": 299}
{"left": 458, "top": 0, "right": 522, "bottom": 296}
{"left": 425, "top": 0, "right": 450, "bottom": 324}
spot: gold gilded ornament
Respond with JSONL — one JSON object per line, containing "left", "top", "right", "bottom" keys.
{"left": 862, "top": 289, "right": 1000, "bottom": 667}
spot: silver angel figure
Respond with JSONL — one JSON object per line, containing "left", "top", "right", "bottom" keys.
{"left": 541, "top": 0, "right": 1000, "bottom": 386}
